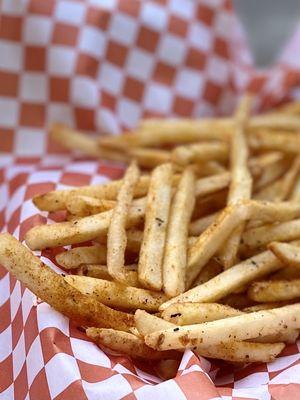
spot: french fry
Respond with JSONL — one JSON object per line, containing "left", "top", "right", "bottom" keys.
{"left": 86, "top": 328, "right": 179, "bottom": 360}
{"left": 138, "top": 163, "right": 173, "bottom": 290}
{"left": 254, "top": 330, "right": 299, "bottom": 344}
{"left": 248, "top": 200, "right": 300, "bottom": 224}
{"left": 128, "top": 147, "right": 171, "bottom": 168}
{"left": 250, "top": 114, "right": 300, "bottom": 131}
{"left": 171, "top": 142, "right": 228, "bottom": 165}
{"left": 65, "top": 275, "right": 167, "bottom": 311}
{"left": 160, "top": 249, "right": 283, "bottom": 311}
{"left": 269, "top": 241, "right": 300, "bottom": 268}
{"left": 191, "top": 258, "right": 223, "bottom": 288}
{"left": 66, "top": 196, "right": 115, "bottom": 217}
{"left": 248, "top": 280, "right": 300, "bottom": 302}
{"left": 243, "top": 302, "right": 295, "bottom": 312}
{"left": 242, "top": 220, "right": 300, "bottom": 251}
{"left": 56, "top": 246, "right": 107, "bottom": 269}
{"left": 271, "top": 265, "right": 300, "bottom": 280}
{"left": 250, "top": 130, "right": 300, "bottom": 153}
{"left": 189, "top": 212, "right": 220, "bottom": 236}
{"left": 0, "top": 234, "right": 134, "bottom": 331}
{"left": 145, "top": 303, "right": 300, "bottom": 350}
{"left": 194, "top": 172, "right": 230, "bottom": 198}
{"left": 79, "top": 265, "right": 140, "bottom": 287}
{"left": 51, "top": 123, "right": 130, "bottom": 162}
{"left": 161, "top": 302, "right": 242, "bottom": 325}
{"left": 219, "top": 95, "right": 252, "bottom": 269}
{"left": 163, "top": 167, "right": 196, "bottom": 297}
{"left": 107, "top": 161, "right": 140, "bottom": 281}
{"left": 253, "top": 154, "right": 289, "bottom": 190}
{"left": 25, "top": 202, "right": 146, "bottom": 250}
{"left": 135, "top": 310, "right": 284, "bottom": 363}
{"left": 186, "top": 202, "right": 250, "bottom": 287}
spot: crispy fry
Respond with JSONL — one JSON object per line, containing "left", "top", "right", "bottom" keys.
{"left": 145, "top": 303, "right": 300, "bottom": 350}
{"left": 250, "top": 130, "right": 300, "bottom": 153}
{"left": 107, "top": 161, "right": 140, "bottom": 281}
{"left": 135, "top": 310, "right": 284, "bottom": 363}
{"left": 242, "top": 220, "right": 300, "bottom": 251}
{"left": 66, "top": 196, "right": 115, "bottom": 217}
{"left": 0, "top": 234, "right": 133, "bottom": 331}
{"left": 79, "top": 264, "right": 139, "bottom": 287}
{"left": 219, "top": 96, "right": 252, "bottom": 269}
{"left": 86, "top": 328, "right": 178, "bottom": 360}
{"left": 56, "top": 246, "right": 107, "bottom": 269}
{"left": 160, "top": 249, "right": 283, "bottom": 310}
{"left": 161, "top": 302, "right": 242, "bottom": 325}
{"left": 65, "top": 275, "right": 167, "bottom": 311}
{"left": 269, "top": 241, "right": 300, "bottom": 268}
{"left": 25, "top": 202, "right": 146, "bottom": 250}
{"left": 186, "top": 202, "right": 250, "bottom": 287}
{"left": 248, "top": 280, "right": 300, "bottom": 302}
{"left": 129, "top": 147, "right": 171, "bottom": 168}
{"left": 171, "top": 142, "right": 228, "bottom": 165}
{"left": 194, "top": 172, "right": 230, "bottom": 198}
{"left": 138, "top": 163, "right": 173, "bottom": 290}
{"left": 163, "top": 167, "right": 195, "bottom": 297}
{"left": 250, "top": 114, "right": 300, "bottom": 131}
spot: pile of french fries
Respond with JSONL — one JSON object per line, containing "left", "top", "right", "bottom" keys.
{"left": 2, "top": 97, "right": 300, "bottom": 376}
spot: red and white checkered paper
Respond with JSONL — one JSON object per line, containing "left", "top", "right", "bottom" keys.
{"left": 1, "top": 1, "right": 300, "bottom": 399}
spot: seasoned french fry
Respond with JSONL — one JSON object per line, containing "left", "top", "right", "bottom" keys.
{"left": 0, "top": 234, "right": 134, "bottom": 331}
{"left": 248, "top": 200, "right": 300, "bottom": 224}
{"left": 194, "top": 172, "right": 230, "bottom": 198}
{"left": 86, "top": 328, "right": 179, "bottom": 360}
{"left": 66, "top": 196, "right": 115, "bottom": 217}
{"left": 145, "top": 303, "right": 300, "bottom": 350}
{"left": 161, "top": 302, "right": 242, "bottom": 325}
{"left": 79, "top": 264, "right": 139, "bottom": 287}
{"left": 163, "top": 167, "right": 195, "bottom": 297}
{"left": 253, "top": 154, "right": 289, "bottom": 190}
{"left": 56, "top": 246, "right": 107, "bottom": 269}
{"left": 65, "top": 275, "right": 167, "bottom": 311}
{"left": 248, "top": 279, "right": 300, "bottom": 302}
{"left": 107, "top": 161, "right": 140, "bottom": 282}
{"left": 242, "top": 219, "right": 300, "bottom": 251}
{"left": 171, "top": 142, "right": 228, "bottom": 165}
{"left": 250, "top": 130, "right": 300, "bottom": 154}
{"left": 135, "top": 310, "right": 284, "bottom": 363}
{"left": 160, "top": 249, "right": 283, "bottom": 310}
{"left": 269, "top": 241, "right": 300, "bottom": 268}
{"left": 138, "top": 163, "right": 173, "bottom": 290}
{"left": 186, "top": 202, "right": 250, "bottom": 287}
{"left": 250, "top": 114, "right": 300, "bottom": 131}
{"left": 189, "top": 212, "right": 220, "bottom": 236}
{"left": 191, "top": 258, "right": 223, "bottom": 288}
{"left": 271, "top": 265, "right": 300, "bottom": 280}
{"left": 25, "top": 202, "right": 146, "bottom": 250}
{"left": 219, "top": 96, "right": 252, "bottom": 269}
{"left": 129, "top": 148, "right": 171, "bottom": 168}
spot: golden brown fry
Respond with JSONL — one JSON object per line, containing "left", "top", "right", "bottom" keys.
{"left": 25, "top": 202, "right": 146, "bottom": 250}
{"left": 219, "top": 95, "right": 252, "bottom": 269}
{"left": 79, "top": 264, "right": 139, "bottom": 287}
{"left": 242, "top": 219, "right": 300, "bottom": 251}
{"left": 86, "top": 328, "right": 179, "bottom": 360}
{"left": 171, "top": 142, "right": 228, "bottom": 165}
{"left": 135, "top": 310, "right": 284, "bottom": 363}
{"left": 129, "top": 147, "right": 171, "bottom": 168}
{"left": 56, "top": 246, "right": 107, "bottom": 269}
{"left": 250, "top": 114, "right": 300, "bottom": 131}
{"left": 194, "top": 172, "right": 230, "bottom": 198}
{"left": 189, "top": 212, "right": 220, "bottom": 237}
{"left": 187, "top": 202, "right": 250, "bottom": 287}
{"left": 138, "top": 163, "right": 173, "bottom": 290}
{"left": 107, "top": 161, "right": 140, "bottom": 281}
{"left": 0, "top": 233, "right": 133, "bottom": 331}
{"left": 248, "top": 279, "right": 300, "bottom": 302}
{"left": 250, "top": 130, "right": 300, "bottom": 153}
{"left": 271, "top": 265, "right": 300, "bottom": 280}
{"left": 65, "top": 275, "right": 167, "bottom": 311}
{"left": 145, "top": 303, "right": 300, "bottom": 350}
{"left": 163, "top": 167, "right": 195, "bottom": 297}
{"left": 161, "top": 302, "right": 242, "bottom": 325}
{"left": 269, "top": 241, "right": 300, "bottom": 268}
{"left": 160, "top": 249, "right": 283, "bottom": 311}
{"left": 66, "top": 196, "right": 115, "bottom": 217}
{"left": 253, "top": 154, "right": 289, "bottom": 190}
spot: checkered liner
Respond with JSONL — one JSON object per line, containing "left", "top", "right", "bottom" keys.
{"left": 1, "top": 1, "right": 300, "bottom": 399}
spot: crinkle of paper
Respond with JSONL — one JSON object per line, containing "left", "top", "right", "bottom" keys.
{"left": 1, "top": 0, "right": 300, "bottom": 399}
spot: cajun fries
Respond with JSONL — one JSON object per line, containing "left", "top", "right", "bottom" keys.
{"left": 3, "top": 97, "right": 300, "bottom": 372}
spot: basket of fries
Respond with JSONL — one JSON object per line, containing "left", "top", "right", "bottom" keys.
{"left": 2, "top": 1, "right": 300, "bottom": 400}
